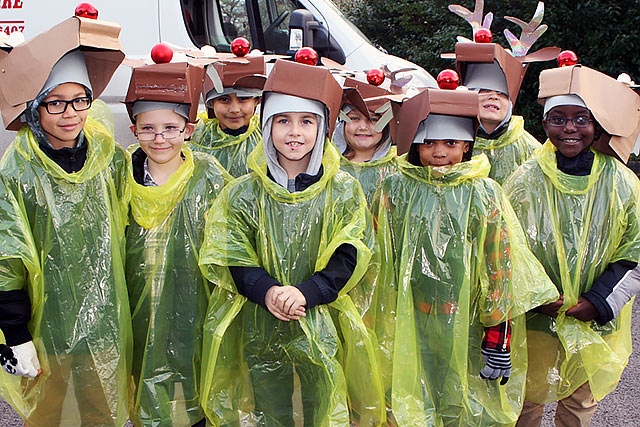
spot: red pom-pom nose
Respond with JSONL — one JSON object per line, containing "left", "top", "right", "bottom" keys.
{"left": 294, "top": 47, "right": 319, "bottom": 66}
{"left": 75, "top": 3, "right": 99, "bottom": 19}
{"left": 151, "top": 43, "right": 174, "bottom": 64}
{"left": 437, "top": 69, "right": 460, "bottom": 90}
{"left": 474, "top": 28, "right": 493, "bottom": 43}
{"left": 231, "top": 37, "right": 251, "bottom": 57}
{"left": 557, "top": 50, "right": 578, "bottom": 67}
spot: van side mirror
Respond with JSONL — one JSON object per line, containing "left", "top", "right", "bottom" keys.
{"left": 288, "top": 9, "right": 346, "bottom": 65}
{"left": 288, "top": 9, "right": 318, "bottom": 54}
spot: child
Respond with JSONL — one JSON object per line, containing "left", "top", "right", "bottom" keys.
{"left": 0, "top": 14, "right": 132, "bottom": 426}
{"left": 198, "top": 58, "right": 385, "bottom": 426}
{"left": 371, "top": 80, "right": 558, "bottom": 426}
{"left": 189, "top": 56, "right": 265, "bottom": 177}
{"left": 123, "top": 59, "right": 232, "bottom": 427}
{"left": 333, "top": 77, "right": 398, "bottom": 204}
{"left": 504, "top": 63, "right": 640, "bottom": 427}
{"left": 449, "top": 0, "right": 559, "bottom": 184}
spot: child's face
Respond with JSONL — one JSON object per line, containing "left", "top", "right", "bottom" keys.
{"left": 271, "top": 112, "right": 318, "bottom": 169}
{"left": 130, "top": 109, "right": 194, "bottom": 167}
{"left": 210, "top": 93, "right": 260, "bottom": 130}
{"left": 343, "top": 108, "right": 383, "bottom": 156}
{"left": 543, "top": 105, "right": 595, "bottom": 158}
{"left": 37, "top": 83, "right": 89, "bottom": 149}
{"left": 417, "top": 139, "right": 470, "bottom": 167}
{"left": 477, "top": 89, "right": 509, "bottom": 132}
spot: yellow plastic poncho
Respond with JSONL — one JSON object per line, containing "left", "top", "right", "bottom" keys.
{"left": 189, "top": 113, "right": 262, "bottom": 178}
{"left": 474, "top": 116, "right": 541, "bottom": 184}
{"left": 371, "top": 154, "right": 558, "bottom": 426}
{"left": 339, "top": 146, "right": 398, "bottom": 205}
{"left": 126, "top": 145, "right": 231, "bottom": 427}
{"left": 199, "top": 140, "right": 386, "bottom": 427}
{"left": 503, "top": 141, "right": 640, "bottom": 403}
{"left": 0, "top": 102, "right": 132, "bottom": 426}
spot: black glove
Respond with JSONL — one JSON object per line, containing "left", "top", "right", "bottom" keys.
{"left": 479, "top": 347, "right": 511, "bottom": 385}
{"left": 0, "top": 341, "right": 40, "bottom": 378}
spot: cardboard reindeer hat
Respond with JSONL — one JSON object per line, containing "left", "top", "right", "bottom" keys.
{"left": 124, "top": 54, "right": 207, "bottom": 123}
{"left": 0, "top": 13, "right": 124, "bottom": 130}
{"left": 261, "top": 59, "right": 343, "bottom": 137}
{"left": 394, "top": 71, "right": 479, "bottom": 155}
{"left": 448, "top": 1, "right": 560, "bottom": 104}
{"left": 539, "top": 61, "right": 640, "bottom": 163}
{"left": 202, "top": 55, "right": 266, "bottom": 118}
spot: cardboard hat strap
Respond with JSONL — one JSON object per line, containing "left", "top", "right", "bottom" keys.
{"left": 262, "top": 59, "right": 343, "bottom": 137}
{"left": 0, "top": 16, "right": 124, "bottom": 130}
{"left": 202, "top": 56, "right": 266, "bottom": 102}
{"left": 463, "top": 61, "right": 509, "bottom": 95}
{"left": 124, "top": 62, "right": 206, "bottom": 123}
{"left": 539, "top": 65, "right": 640, "bottom": 162}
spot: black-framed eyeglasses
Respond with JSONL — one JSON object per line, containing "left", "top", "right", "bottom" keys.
{"left": 39, "top": 97, "right": 92, "bottom": 114}
{"left": 545, "top": 115, "right": 593, "bottom": 128}
{"left": 135, "top": 127, "right": 186, "bottom": 141}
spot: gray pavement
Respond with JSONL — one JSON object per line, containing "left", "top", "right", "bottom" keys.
{"left": 1, "top": 102, "right": 640, "bottom": 426}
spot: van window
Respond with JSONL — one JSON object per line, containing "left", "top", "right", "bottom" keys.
{"left": 181, "top": 0, "right": 300, "bottom": 54}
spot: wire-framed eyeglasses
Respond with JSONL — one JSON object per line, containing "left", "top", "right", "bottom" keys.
{"left": 545, "top": 115, "right": 593, "bottom": 128}
{"left": 39, "top": 97, "right": 92, "bottom": 114}
{"left": 135, "top": 127, "right": 186, "bottom": 141}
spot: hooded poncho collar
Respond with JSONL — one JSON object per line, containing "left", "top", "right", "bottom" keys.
{"left": 128, "top": 145, "right": 195, "bottom": 229}
{"left": 534, "top": 140, "right": 606, "bottom": 195}
{"left": 398, "top": 152, "right": 491, "bottom": 186}
{"left": 247, "top": 137, "right": 341, "bottom": 202}
{"left": 475, "top": 115, "right": 526, "bottom": 150}
{"left": 192, "top": 114, "right": 261, "bottom": 150}
{"left": 12, "top": 114, "right": 114, "bottom": 183}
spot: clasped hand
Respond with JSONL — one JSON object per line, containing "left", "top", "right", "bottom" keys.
{"left": 265, "top": 285, "right": 307, "bottom": 321}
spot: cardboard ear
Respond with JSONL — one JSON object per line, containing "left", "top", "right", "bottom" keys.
{"left": 0, "top": 16, "right": 124, "bottom": 130}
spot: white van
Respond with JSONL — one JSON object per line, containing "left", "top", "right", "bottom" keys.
{"left": 1, "top": 0, "right": 436, "bottom": 99}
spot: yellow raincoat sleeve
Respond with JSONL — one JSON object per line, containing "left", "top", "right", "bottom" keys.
{"left": 504, "top": 142, "right": 640, "bottom": 403}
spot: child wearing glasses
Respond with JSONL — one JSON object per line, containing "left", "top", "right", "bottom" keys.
{"left": 124, "top": 61, "right": 231, "bottom": 427}
{"left": 0, "top": 16, "right": 132, "bottom": 427}
{"left": 504, "top": 63, "right": 640, "bottom": 426}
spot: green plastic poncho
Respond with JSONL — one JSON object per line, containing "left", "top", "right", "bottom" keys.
{"left": 199, "top": 140, "right": 386, "bottom": 427}
{"left": 126, "top": 145, "right": 231, "bottom": 427}
{"left": 0, "top": 101, "right": 132, "bottom": 426}
{"left": 503, "top": 141, "right": 640, "bottom": 403}
{"left": 473, "top": 116, "right": 541, "bottom": 184}
{"left": 371, "top": 153, "right": 558, "bottom": 426}
{"left": 338, "top": 146, "right": 398, "bottom": 205}
{"left": 189, "top": 113, "right": 262, "bottom": 178}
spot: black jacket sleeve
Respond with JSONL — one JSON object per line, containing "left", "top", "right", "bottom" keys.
{"left": 0, "top": 289, "right": 32, "bottom": 346}
{"left": 295, "top": 243, "right": 358, "bottom": 309}
{"left": 228, "top": 266, "right": 280, "bottom": 308}
{"left": 228, "top": 243, "right": 358, "bottom": 310}
{"left": 583, "top": 260, "right": 638, "bottom": 325}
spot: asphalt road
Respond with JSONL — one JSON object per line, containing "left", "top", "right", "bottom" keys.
{"left": 1, "top": 102, "right": 640, "bottom": 426}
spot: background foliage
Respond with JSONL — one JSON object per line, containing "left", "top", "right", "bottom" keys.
{"left": 338, "top": 0, "right": 640, "bottom": 142}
